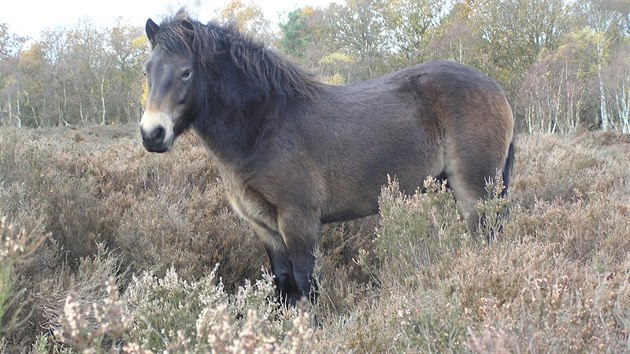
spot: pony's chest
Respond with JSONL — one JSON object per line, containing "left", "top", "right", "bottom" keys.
{"left": 219, "top": 166, "right": 278, "bottom": 231}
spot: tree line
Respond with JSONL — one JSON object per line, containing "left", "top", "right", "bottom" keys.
{"left": 0, "top": 19, "right": 146, "bottom": 127}
{"left": 0, "top": 0, "right": 628, "bottom": 133}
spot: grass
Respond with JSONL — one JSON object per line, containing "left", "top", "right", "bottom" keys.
{"left": 0, "top": 125, "right": 629, "bottom": 352}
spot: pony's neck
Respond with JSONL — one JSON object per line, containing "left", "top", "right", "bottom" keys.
{"left": 191, "top": 35, "right": 320, "bottom": 166}
{"left": 191, "top": 88, "right": 285, "bottom": 167}
{"left": 219, "top": 37, "right": 321, "bottom": 105}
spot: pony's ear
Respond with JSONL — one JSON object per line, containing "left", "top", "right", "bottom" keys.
{"left": 182, "top": 19, "right": 194, "bottom": 32}
{"left": 145, "top": 19, "right": 159, "bottom": 48}
{"left": 175, "top": 7, "right": 188, "bottom": 19}
{"left": 181, "top": 19, "right": 195, "bottom": 47}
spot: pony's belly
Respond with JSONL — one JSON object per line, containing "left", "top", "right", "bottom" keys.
{"left": 320, "top": 203, "right": 379, "bottom": 224}
{"left": 320, "top": 161, "right": 443, "bottom": 224}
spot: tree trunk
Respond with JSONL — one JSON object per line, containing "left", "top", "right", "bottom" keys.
{"left": 101, "top": 76, "right": 106, "bottom": 125}
{"left": 624, "top": 96, "right": 629, "bottom": 135}
{"left": 597, "top": 41, "right": 609, "bottom": 131}
{"left": 16, "top": 86, "right": 21, "bottom": 128}
{"left": 598, "top": 66, "right": 609, "bottom": 131}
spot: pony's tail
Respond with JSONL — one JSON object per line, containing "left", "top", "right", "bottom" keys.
{"left": 500, "top": 140, "right": 515, "bottom": 198}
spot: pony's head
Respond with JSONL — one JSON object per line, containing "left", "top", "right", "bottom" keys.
{"left": 139, "top": 9, "right": 321, "bottom": 153}
{"left": 139, "top": 10, "right": 202, "bottom": 153}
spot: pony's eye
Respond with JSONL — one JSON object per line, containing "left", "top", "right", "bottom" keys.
{"left": 182, "top": 70, "right": 192, "bottom": 80}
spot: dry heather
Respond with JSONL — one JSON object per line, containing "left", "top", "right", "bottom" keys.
{"left": 0, "top": 125, "right": 629, "bottom": 353}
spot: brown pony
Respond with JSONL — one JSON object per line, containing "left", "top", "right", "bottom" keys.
{"left": 139, "top": 10, "right": 515, "bottom": 304}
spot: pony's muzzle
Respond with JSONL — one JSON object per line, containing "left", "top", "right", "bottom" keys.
{"left": 140, "top": 125, "right": 168, "bottom": 153}
{"left": 140, "top": 110, "right": 174, "bottom": 153}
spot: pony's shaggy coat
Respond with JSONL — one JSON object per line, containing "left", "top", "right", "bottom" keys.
{"left": 140, "top": 10, "right": 515, "bottom": 303}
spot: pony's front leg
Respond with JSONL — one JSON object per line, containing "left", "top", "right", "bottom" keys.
{"left": 278, "top": 209, "right": 322, "bottom": 303}
{"left": 251, "top": 223, "right": 302, "bottom": 303}
{"left": 264, "top": 244, "right": 304, "bottom": 304}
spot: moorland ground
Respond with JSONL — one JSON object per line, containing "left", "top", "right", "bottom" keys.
{"left": 1, "top": 125, "right": 629, "bottom": 352}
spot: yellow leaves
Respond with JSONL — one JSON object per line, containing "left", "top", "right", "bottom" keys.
{"left": 132, "top": 36, "right": 149, "bottom": 50}
{"left": 141, "top": 80, "right": 148, "bottom": 108}
{"left": 323, "top": 73, "right": 346, "bottom": 85}
{"left": 320, "top": 53, "right": 355, "bottom": 84}
{"left": 300, "top": 6, "right": 316, "bottom": 18}
{"left": 17, "top": 43, "right": 46, "bottom": 71}
{"left": 319, "top": 52, "right": 354, "bottom": 66}
{"left": 220, "top": 0, "right": 265, "bottom": 31}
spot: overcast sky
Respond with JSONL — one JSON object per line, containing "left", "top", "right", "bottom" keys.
{"left": 1, "top": 0, "right": 337, "bottom": 40}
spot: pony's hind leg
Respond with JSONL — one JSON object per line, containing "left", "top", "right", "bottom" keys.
{"left": 445, "top": 172, "right": 482, "bottom": 233}
{"left": 445, "top": 156, "right": 504, "bottom": 237}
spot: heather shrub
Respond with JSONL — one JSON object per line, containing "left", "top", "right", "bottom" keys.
{"left": 53, "top": 277, "right": 133, "bottom": 352}
{"left": 0, "top": 128, "right": 115, "bottom": 259}
{"left": 475, "top": 174, "right": 511, "bottom": 241}
{"left": 322, "top": 176, "right": 510, "bottom": 352}
{"left": 99, "top": 133, "right": 266, "bottom": 288}
{"left": 0, "top": 234, "right": 124, "bottom": 352}
{"left": 311, "top": 220, "right": 377, "bottom": 317}
{"left": 460, "top": 243, "right": 630, "bottom": 353}
{"left": 122, "top": 265, "right": 232, "bottom": 350}
{"left": 39, "top": 245, "right": 125, "bottom": 348}
{"left": 51, "top": 265, "right": 314, "bottom": 353}
{"left": 0, "top": 125, "right": 264, "bottom": 285}
{"left": 0, "top": 218, "right": 47, "bottom": 346}
{"left": 1, "top": 126, "right": 629, "bottom": 352}
{"left": 372, "top": 176, "right": 469, "bottom": 285}
{"left": 511, "top": 133, "right": 630, "bottom": 209}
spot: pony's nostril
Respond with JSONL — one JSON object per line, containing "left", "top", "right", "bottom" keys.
{"left": 152, "top": 126, "right": 165, "bottom": 142}
{"left": 140, "top": 126, "right": 149, "bottom": 141}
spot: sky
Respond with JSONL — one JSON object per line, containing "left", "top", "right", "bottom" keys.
{"left": 0, "top": 0, "right": 337, "bottom": 40}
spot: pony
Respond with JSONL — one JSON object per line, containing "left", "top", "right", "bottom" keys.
{"left": 139, "top": 10, "right": 515, "bottom": 304}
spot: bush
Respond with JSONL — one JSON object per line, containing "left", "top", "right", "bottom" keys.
{"left": 0, "top": 218, "right": 47, "bottom": 346}
{"left": 371, "top": 176, "right": 469, "bottom": 286}
{"left": 51, "top": 266, "right": 314, "bottom": 353}
{"left": 1, "top": 126, "right": 629, "bottom": 352}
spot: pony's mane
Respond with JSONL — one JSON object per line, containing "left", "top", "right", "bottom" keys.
{"left": 155, "top": 10, "right": 323, "bottom": 100}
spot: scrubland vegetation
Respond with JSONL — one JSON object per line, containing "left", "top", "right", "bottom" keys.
{"left": 1, "top": 0, "right": 629, "bottom": 133}
{"left": 1, "top": 1, "right": 629, "bottom": 351}
{"left": 0, "top": 125, "right": 628, "bottom": 352}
